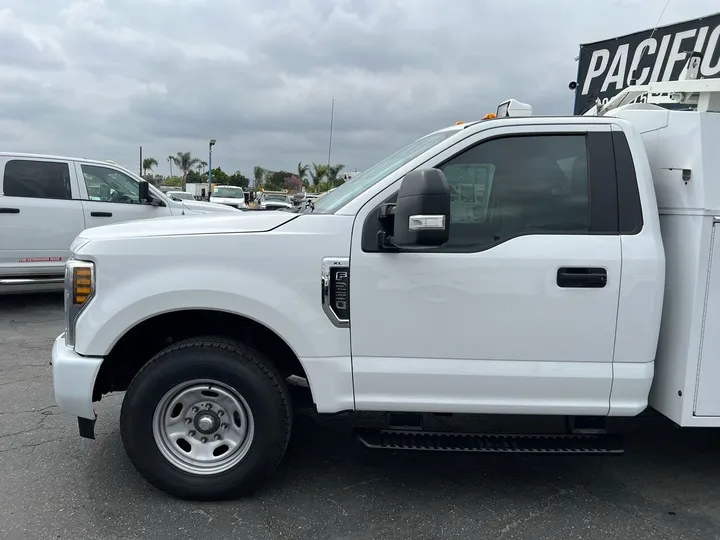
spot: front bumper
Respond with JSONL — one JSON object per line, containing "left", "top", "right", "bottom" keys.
{"left": 51, "top": 333, "right": 104, "bottom": 420}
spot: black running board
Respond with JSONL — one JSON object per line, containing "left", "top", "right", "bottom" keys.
{"left": 355, "top": 429, "right": 624, "bottom": 454}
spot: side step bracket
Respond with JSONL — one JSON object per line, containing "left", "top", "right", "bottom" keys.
{"left": 356, "top": 428, "right": 624, "bottom": 455}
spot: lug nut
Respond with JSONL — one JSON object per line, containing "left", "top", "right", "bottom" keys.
{"left": 185, "top": 418, "right": 192, "bottom": 424}
{"left": 217, "top": 410, "right": 224, "bottom": 417}
{"left": 192, "top": 406, "right": 199, "bottom": 413}
{"left": 221, "top": 423, "right": 227, "bottom": 430}
{"left": 206, "top": 403, "right": 212, "bottom": 410}
{"left": 201, "top": 437, "right": 207, "bottom": 444}
{"left": 214, "top": 434, "right": 221, "bottom": 441}
{"left": 189, "top": 430, "right": 196, "bottom": 437}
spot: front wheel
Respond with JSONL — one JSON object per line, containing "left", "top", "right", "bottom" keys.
{"left": 120, "top": 337, "right": 293, "bottom": 500}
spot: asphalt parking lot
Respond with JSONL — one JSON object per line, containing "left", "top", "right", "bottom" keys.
{"left": 2, "top": 294, "right": 720, "bottom": 540}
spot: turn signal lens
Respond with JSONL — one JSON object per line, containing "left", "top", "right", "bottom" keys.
{"left": 73, "top": 266, "right": 93, "bottom": 306}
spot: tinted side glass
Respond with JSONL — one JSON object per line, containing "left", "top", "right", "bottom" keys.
{"left": 81, "top": 165, "right": 140, "bottom": 204}
{"left": 612, "top": 131, "right": 643, "bottom": 234}
{"left": 2, "top": 160, "right": 72, "bottom": 200}
{"left": 438, "top": 134, "right": 590, "bottom": 250}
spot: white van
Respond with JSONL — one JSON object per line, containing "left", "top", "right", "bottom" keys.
{"left": 0, "top": 153, "right": 238, "bottom": 293}
{"left": 209, "top": 185, "right": 247, "bottom": 209}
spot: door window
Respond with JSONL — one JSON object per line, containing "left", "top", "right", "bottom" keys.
{"left": 81, "top": 165, "right": 140, "bottom": 204}
{"left": 439, "top": 134, "right": 589, "bottom": 250}
{"left": 2, "top": 160, "right": 72, "bottom": 200}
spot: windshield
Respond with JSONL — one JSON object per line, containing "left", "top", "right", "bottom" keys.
{"left": 265, "top": 195, "right": 288, "bottom": 202}
{"left": 311, "top": 128, "right": 461, "bottom": 214}
{"left": 213, "top": 187, "right": 244, "bottom": 198}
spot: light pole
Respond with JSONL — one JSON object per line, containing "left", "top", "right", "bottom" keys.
{"left": 207, "top": 139, "right": 216, "bottom": 200}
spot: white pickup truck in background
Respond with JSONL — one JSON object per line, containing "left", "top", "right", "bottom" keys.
{"left": 0, "top": 153, "right": 238, "bottom": 293}
{"left": 50, "top": 71, "right": 720, "bottom": 501}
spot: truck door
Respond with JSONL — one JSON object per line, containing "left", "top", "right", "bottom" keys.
{"left": 74, "top": 162, "right": 172, "bottom": 228}
{"left": 349, "top": 124, "right": 622, "bottom": 416}
{"left": 0, "top": 157, "right": 85, "bottom": 279}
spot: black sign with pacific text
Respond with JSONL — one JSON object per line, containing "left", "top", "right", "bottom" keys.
{"left": 573, "top": 13, "right": 720, "bottom": 114}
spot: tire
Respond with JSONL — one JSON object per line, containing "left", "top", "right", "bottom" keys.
{"left": 120, "top": 336, "right": 293, "bottom": 500}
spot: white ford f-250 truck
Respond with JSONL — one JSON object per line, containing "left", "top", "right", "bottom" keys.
{"left": 51, "top": 72, "right": 720, "bottom": 501}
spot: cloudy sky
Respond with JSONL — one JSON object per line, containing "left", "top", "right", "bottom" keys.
{"left": 1, "top": 0, "right": 718, "bottom": 179}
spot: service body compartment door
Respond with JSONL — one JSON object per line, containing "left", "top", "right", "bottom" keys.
{"left": 694, "top": 221, "right": 720, "bottom": 416}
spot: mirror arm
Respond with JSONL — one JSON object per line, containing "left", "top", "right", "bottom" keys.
{"left": 376, "top": 203, "right": 399, "bottom": 251}
{"left": 376, "top": 230, "right": 399, "bottom": 251}
{"left": 378, "top": 203, "right": 396, "bottom": 220}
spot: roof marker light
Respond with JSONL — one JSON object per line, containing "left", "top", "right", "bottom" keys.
{"left": 496, "top": 99, "right": 533, "bottom": 118}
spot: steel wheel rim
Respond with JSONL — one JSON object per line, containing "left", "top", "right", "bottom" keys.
{"left": 152, "top": 379, "right": 255, "bottom": 475}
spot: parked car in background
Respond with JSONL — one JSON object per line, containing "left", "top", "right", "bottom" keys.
{"left": 210, "top": 185, "right": 247, "bottom": 209}
{"left": 258, "top": 193, "right": 293, "bottom": 210}
{"left": 166, "top": 191, "right": 194, "bottom": 202}
{"left": 0, "top": 153, "right": 239, "bottom": 294}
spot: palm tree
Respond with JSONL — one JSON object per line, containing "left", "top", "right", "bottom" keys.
{"left": 326, "top": 163, "right": 345, "bottom": 186}
{"left": 170, "top": 152, "right": 201, "bottom": 190}
{"left": 142, "top": 157, "right": 158, "bottom": 177}
{"left": 196, "top": 160, "right": 208, "bottom": 173}
{"left": 253, "top": 166, "right": 267, "bottom": 188}
{"left": 309, "top": 162, "right": 328, "bottom": 186}
{"left": 297, "top": 162, "right": 310, "bottom": 183}
{"left": 167, "top": 155, "right": 174, "bottom": 177}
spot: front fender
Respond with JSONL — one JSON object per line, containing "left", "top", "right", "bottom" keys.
{"left": 73, "top": 252, "right": 348, "bottom": 360}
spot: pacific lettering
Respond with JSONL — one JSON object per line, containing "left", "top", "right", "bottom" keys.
{"left": 582, "top": 49, "right": 610, "bottom": 95}
{"left": 628, "top": 38, "right": 657, "bottom": 85}
{"left": 694, "top": 26, "right": 709, "bottom": 52}
{"left": 576, "top": 16, "right": 720, "bottom": 113}
{"left": 701, "top": 25, "right": 720, "bottom": 76}
{"left": 662, "top": 29, "right": 697, "bottom": 81}
{"left": 650, "top": 34, "right": 671, "bottom": 82}
{"left": 601, "top": 44, "right": 630, "bottom": 92}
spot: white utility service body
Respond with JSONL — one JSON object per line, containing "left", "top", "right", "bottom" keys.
{"left": 50, "top": 77, "right": 720, "bottom": 500}
{"left": 587, "top": 78, "right": 720, "bottom": 426}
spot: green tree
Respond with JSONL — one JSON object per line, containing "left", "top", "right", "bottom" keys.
{"left": 144, "top": 173, "right": 164, "bottom": 186}
{"left": 309, "top": 162, "right": 328, "bottom": 186}
{"left": 186, "top": 169, "right": 204, "bottom": 184}
{"left": 253, "top": 166, "right": 268, "bottom": 188}
{"left": 327, "top": 163, "right": 345, "bottom": 187}
{"left": 265, "top": 170, "right": 293, "bottom": 190}
{"left": 209, "top": 167, "right": 229, "bottom": 184}
{"left": 164, "top": 176, "right": 183, "bottom": 187}
{"left": 142, "top": 157, "right": 158, "bottom": 176}
{"left": 315, "top": 181, "right": 331, "bottom": 193}
{"left": 228, "top": 171, "right": 250, "bottom": 188}
{"left": 297, "top": 161, "right": 310, "bottom": 183}
{"left": 170, "top": 151, "right": 201, "bottom": 190}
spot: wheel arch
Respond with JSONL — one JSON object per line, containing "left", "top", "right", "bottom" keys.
{"left": 94, "top": 308, "right": 308, "bottom": 401}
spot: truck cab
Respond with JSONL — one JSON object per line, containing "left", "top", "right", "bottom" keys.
{"left": 50, "top": 95, "right": 672, "bottom": 500}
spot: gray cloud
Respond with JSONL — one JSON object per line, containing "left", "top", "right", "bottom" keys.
{"left": 0, "top": 0, "right": 718, "bottom": 176}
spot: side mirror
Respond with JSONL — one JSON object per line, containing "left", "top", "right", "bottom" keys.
{"left": 138, "top": 180, "right": 152, "bottom": 204}
{"left": 392, "top": 168, "right": 450, "bottom": 249}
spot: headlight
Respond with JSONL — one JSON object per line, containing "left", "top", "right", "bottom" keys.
{"left": 64, "top": 259, "right": 95, "bottom": 348}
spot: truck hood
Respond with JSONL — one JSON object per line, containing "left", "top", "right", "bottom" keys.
{"left": 77, "top": 211, "right": 297, "bottom": 242}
